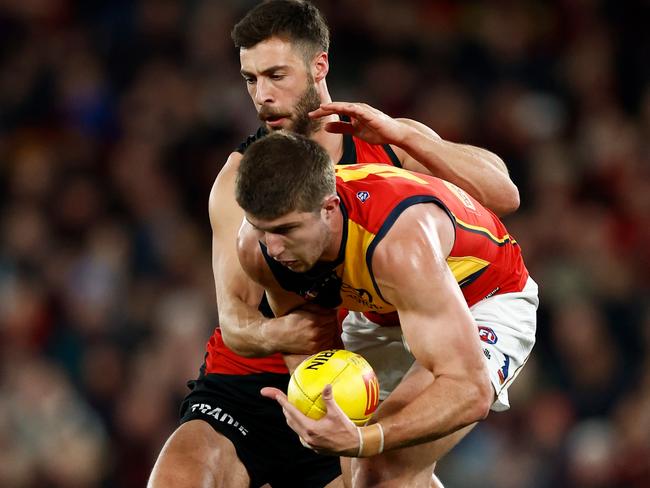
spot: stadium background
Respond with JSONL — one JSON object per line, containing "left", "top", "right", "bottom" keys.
{"left": 0, "top": 0, "right": 648, "bottom": 486}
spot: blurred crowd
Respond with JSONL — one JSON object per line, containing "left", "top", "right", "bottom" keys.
{"left": 0, "top": 1, "right": 648, "bottom": 487}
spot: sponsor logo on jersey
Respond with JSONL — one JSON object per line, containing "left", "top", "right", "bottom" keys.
{"left": 478, "top": 326, "right": 498, "bottom": 344}
{"left": 497, "top": 355, "right": 510, "bottom": 384}
{"left": 190, "top": 403, "right": 248, "bottom": 436}
{"left": 483, "top": 287, "right": 500, "bottom": 299}
{"left": 341, "top": 282, "right": 382, "bottom": 310}
{"left": 442, "top": 180, "right": 476, "bottom": 210}
{"left": 363, "top": 372, "right": 380, "bottom": 415}
{"left": 356, "top": 191, "right": 370, "bottom": 202}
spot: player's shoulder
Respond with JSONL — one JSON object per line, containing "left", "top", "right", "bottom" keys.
{"left": 208, "top": 150, "right": 244, "bottom": 226}
{"left": 212, "top": 151, "right": 242, "bottom": 195}
{"left": 236, "top": 219, "right": 259, "bottom": 256}
{"left": 376, "top": 203, "right": 454, "bottom": 270}
{"left": 212, "top": 124, "right": 268, "bottom": 192}
{"left": 237, "top": 222, "right": 273, "bottom": 287}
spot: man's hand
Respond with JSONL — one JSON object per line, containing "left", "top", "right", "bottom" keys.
{"left": 261, "top": 384, "right": 360, "bottom": 456}
{"left": 266, "top": 305, "right": 342, "bottom": 355}
{"left": 310, "top": 102, "right": 409, "bottom": 146}
{"left": 310, "top": 102, "right": 519, "bottom": 216}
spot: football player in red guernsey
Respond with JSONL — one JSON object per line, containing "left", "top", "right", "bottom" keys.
{"left": 148, "top": 2, "right": 520, "bottom": 488}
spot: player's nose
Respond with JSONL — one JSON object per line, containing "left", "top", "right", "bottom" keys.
{"left": 265, "top": 233, "right": 285, "bottom": 259}
{"left": 254, "top": 78, "right": 274, "bottom": 105}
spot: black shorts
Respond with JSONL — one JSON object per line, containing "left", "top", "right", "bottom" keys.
{"left": 180, "top": 371, "right": 341, "bottom": 488}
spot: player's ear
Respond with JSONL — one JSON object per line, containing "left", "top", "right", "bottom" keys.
{"left": 322, "top": 194, "right": 339, "bottom": 216}
{"left": 312, "top": 52, "right": 329, "bottom": 82}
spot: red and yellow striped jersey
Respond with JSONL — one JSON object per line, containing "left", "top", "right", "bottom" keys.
{"left": 334, "top": 164, "right": 528, "bottom": 311}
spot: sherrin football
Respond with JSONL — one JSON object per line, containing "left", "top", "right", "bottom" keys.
{"left": 287, "top": 349, "right": 380, "bottom": 426}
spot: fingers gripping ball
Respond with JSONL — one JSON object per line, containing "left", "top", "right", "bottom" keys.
{"left": 288, "top": 350, "right": 380, "bottom": 426}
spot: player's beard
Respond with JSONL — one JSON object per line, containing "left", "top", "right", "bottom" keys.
{"left": 259, "top": 79, "right": 322, "bottom": 136}
{"left": 291, "top": 80, "right": 322, "bottom": 136}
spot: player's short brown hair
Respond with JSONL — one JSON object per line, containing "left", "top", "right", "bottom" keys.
{"left": 235, "top": 132, "right": 335, "bottom": 220}
{"left": 231, "top": 0, "right": 330, "bottom": 62}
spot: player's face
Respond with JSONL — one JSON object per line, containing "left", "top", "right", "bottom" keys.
{"left": 247, "top": 210, "right": 332, "bottom": 273}
{"left": 240, "top": 37, "right": 322, "bottom": 136}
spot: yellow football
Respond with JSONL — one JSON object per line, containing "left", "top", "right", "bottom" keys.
{"left": 287, "top": 349, "right": 380, "bottom": 426}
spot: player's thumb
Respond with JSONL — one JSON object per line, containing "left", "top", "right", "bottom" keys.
{"left": 260, "top": 387, "right": 282, "bottom": 399}
{"left": 322, "top": 384, "right": 342, "bottom": 413}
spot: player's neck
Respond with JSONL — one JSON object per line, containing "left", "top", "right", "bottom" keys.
{"left": 311, "top": 84, "right": 344, "bottom": 164}
{"left": 312, "top": 127, "right": 343, "bottom": 165}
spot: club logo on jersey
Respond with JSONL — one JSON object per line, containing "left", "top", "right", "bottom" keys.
{"left": 299, "top": 272, "right": 343, "bottom": 308}
{"left": 497, "top": 355, "right": 510, "bottom": 384}
{"left": 363, "top": 372, "right": 380, "bottom": 415}
{"left": 356, "top": 191, "right": 370, "bottom": 203}
{"left": 478, "top": 326, "right": 498, "bottom": 344}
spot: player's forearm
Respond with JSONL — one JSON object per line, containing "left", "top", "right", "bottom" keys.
{"left": 379, "top": 374, "right": 493, "bottom": 451}
{"left": 399, "top": 126, "right": 520, "bottom": 216}
{"left": 218, "top": 300, "right": 281, "bottom": 357}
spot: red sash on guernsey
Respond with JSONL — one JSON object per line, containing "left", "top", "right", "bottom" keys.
{"left": 205, "top": 135, "right": 401, "bottom": 375}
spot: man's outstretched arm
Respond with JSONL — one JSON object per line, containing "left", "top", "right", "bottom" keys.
{"left": 393, "top": 118, "right": 519, "bottom": 216}
{"left": 311, "top": 102, "right": 519, "bottom": 216}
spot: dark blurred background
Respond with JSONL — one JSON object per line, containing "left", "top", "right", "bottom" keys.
{"left": 0, "top": 0, "right": 648, "bottom": 487}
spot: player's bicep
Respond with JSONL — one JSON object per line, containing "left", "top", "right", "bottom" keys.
{"left": 372, "top": 205, "right": 484, "bottom": 376}
{"left": 213, "top": 231, "right": 264, "bottom": 308}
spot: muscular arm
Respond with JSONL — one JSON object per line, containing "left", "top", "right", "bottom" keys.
{"left": 370, "top": 203, "right": 494, "bottom": 449}
{"left": 312, "top": 102, "right": 519, "bottom": 216}
{"left": 235, "top": 220, "right": 340, "bottom": 370}
{"left": 391, "top": 119, "right": 520, "bottom": 216}
{"left": 260, "top": 202, "right": 495, "bottom": 454}
{"left": 210, "top": 152, "right": 274, "bottom": 356}
{"left": 211, "top": 153, "right": 338, "bottom": 356}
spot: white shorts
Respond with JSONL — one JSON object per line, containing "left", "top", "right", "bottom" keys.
{"left": 341, "top": 277, "right": 539, "bottom": 411}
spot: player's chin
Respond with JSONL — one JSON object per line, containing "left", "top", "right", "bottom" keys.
{"left": 290, "top": 262, "right": 311, "bottom": 273}
{"left": 280, "top": 259, "right": 307, "bottom": 272}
